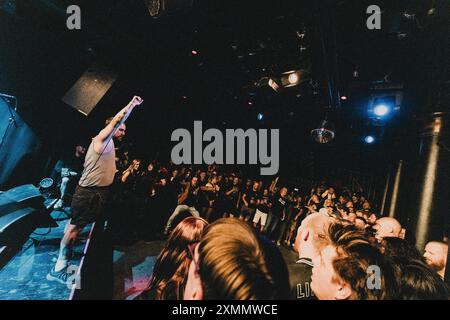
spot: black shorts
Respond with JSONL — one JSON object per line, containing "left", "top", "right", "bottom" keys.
{"left": 70, "top": 185, "right": 109, "bottom": 228}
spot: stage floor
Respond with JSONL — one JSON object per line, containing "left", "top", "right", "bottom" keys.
{"left": 112, "top": 238, "right": 299, "bottom": 300}
{"left": 0, "top": 204, "right": 300, "bottom": 300}
{"left": 0, "top": 208, "right": 91, "bottom": 300}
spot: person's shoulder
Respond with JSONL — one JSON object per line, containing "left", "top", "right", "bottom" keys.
{"left": 296, "top": 258, "right": 314, "bottom": 267}
{"left": 288, "top": 261, "right": 313, "bottom": 286}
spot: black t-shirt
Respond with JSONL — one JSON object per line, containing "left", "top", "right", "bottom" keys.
{"left": 271, "top": 195, "right": 287, "bottom": 217}
{"left": 203, "top": 183, "right": 218, "bottom": 202}
{"left": 257, "top": 194, "right": 271, "bottom": 213}
{"left": 198, "top": 179, "right": 209, "bottom": 206}
{"left": 244, "top": 189, "right": 260, "bottom": 209}
{"left": 135, "top": 172, "right": 154, "bottom": 197}
{"left": 184, "top": 185, "right": 200, "bottom": 207}
{"left": 225, "top": 185, "right": 240, "bottom": 203}
{"left": 123, "top": 172, "right": 141, "bottom": 195}
{"left": 288, "top": 258, "right": 315, "bottom": 300}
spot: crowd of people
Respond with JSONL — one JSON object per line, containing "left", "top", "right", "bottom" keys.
{"left": 106, "top": 157, "right": 449, "bottom": 300}
{"left": 109, "top": 158, "right": 381, "bottom": 245}
{"left": 136, "top": 213, "right": 449, "bottom": 300}
{"left": 47, "top": 98, "right": 449, "bottom": 299}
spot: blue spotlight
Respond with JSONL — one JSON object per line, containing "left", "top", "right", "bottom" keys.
{"left": 257, "top": 113, "right": 264, "bottom": 121}
{"left": 364, "top": 135, "right": 375, "bottom": 144}
{"left": 373, "top": 104, "right": 390, "bottom": 117}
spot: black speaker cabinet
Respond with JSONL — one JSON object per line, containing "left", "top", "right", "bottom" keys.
{"left": 62, "top": 64, "right": 117, "bottom": 116}
{"left": 0, "top": 184, "right": 52, "bottom": 246}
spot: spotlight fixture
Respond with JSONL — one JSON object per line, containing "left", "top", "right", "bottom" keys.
{"left": 364, "top": 135, "right": 375, "bottom": 144}
{"left": 144, "top": 0, "right": 194, "bottom": 18}
{"left": 368, "top": 94, "right": 400, "bottom": 120}
{"left": 281, "top": 70, "right": 302, "bottom": 87}
{"left": 257, "top": 113, "right": 264, "bottom": 121}
{"left": 373, "top": 104, "right": 390, "bottom": 117}
{"left": 256, "top": 77, "right": 280, "bottom": 93}
{"left": 367, "top": 84, "right": 403, "bottom": 121}
{"left": 288, "top": 73, "right": 299, "bottom": 84}
{"left": 145, "top": 0, "right": 162, "bottom": 17}
{"left": 311, "top": 120, "right": 335, "bottom": 144}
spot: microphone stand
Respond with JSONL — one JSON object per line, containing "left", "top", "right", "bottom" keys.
{"left": 0, "top": 94, "right": 18, "bottom": 152}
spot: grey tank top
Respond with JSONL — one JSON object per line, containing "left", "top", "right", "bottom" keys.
{"left": 79, "top": 138, "right": 116, "bottom": 187}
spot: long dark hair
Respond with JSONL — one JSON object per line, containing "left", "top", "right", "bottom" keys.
{"left": 148, "top": 216, "right": 208, "bottom": 300}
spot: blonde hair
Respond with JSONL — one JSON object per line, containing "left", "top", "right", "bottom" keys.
{"left": 197, "top": 218, "right": 289, "bottom": 300}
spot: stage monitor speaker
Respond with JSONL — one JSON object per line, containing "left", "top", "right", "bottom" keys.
{"left": 0, "top": 184, "right": 43, "bottom": 218}
{"left": 0, "top": 184, "right": 54, "bottom": 244}
{"left": 62, "top": 64, "right": 117, "bottom": 116}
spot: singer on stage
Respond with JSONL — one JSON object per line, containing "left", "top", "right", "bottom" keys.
{"left": 47, "top": 96, "right": 144, "bottom": 284}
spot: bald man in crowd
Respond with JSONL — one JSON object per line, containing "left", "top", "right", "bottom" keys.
{"left": 424, "top": 241, "right": 448, "bottom": 279}
{"left": 374, "top": 217, "right": 402, "bottom": 242}
{"left": 290, "top": 213, "right": 333, "bottom": 300}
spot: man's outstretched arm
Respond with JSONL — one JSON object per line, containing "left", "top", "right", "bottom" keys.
{"left": 93, "top": 96, "right": 143, "bottom": 153}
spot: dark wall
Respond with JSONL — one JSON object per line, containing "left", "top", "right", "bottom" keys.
{"left": 0, "top": 11, "right": 93, "bottom": 187}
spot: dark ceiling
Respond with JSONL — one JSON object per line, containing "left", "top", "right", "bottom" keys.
{"left": 0, "top": 0, "right": 448, "bottom": 180}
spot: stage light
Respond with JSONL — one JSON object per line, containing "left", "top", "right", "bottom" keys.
{"left": 256, "top": 77, "right": 280, "bottom": 93}
{"left": 191, "top": 50, "right": 198, "bottom": 55}
{"left": 257, "top": 113, "right": 264, "bottom": 121}
{"left": 281, "top": 70, "right": 302, "bottom": 87}
{"left": 367, "top": 91, "right": 402, "bottom": 121}
{"left": 373, "top": 104, "right": 390, "bottom": 117}
{"left": 340, "top": 95, "right": 348, "bottom": 101}
{"left": 364, "top": 135, "right": 375, "bottom": 144}
{"left": 311, "top": 120, "right": 335, "bottom": 144}
{"left": 145, "top": 0, "right": 162, "bottom": 17}
{"left": 144, "top": 0, "right": 194, "bottom": 18}
{"left": 288, "top": 73, "right": 299, "bottom": 84}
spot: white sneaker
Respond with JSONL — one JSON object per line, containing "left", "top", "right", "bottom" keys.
{"left": 54, "top": 199, "right": 64, "bottom": 210}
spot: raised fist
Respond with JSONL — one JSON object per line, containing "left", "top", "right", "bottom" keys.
{"left": 131, "top": 96, "right": 144, "bottom": 107}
